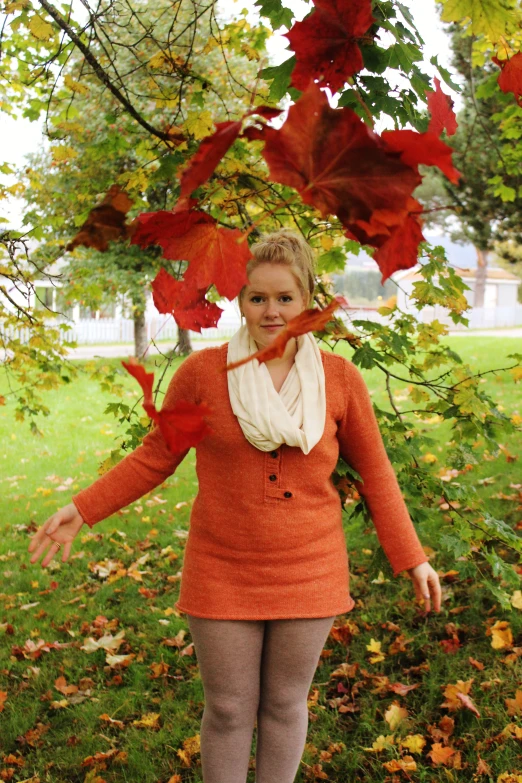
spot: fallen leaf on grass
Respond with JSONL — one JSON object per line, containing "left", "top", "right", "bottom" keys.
{"left": 384, "top": 702, "right": 409, "bottom": 731}
{"left": 428, "top": 743, "right": 456, "bottom": 766}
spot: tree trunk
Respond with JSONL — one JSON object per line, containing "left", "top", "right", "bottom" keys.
{"left": 134, "top": 310, "right": 149, "bottom": 359}
{"left": 474, "top": 247, "right": 488, "bottom": 309}
{"left": 178, "top": 326, "right": 192, "bottom": 356}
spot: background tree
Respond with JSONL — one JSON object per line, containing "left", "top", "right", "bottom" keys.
{"left": 415, "top": 10, "right": 522, "bottom": 307}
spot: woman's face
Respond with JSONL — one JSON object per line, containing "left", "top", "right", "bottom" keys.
{"left": 240, "top": 263, "right": 308, "bottom": 350}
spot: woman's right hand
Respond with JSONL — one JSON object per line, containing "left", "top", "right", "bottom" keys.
{"left": 28, "top": 502, "right": 86, "bottom": 568}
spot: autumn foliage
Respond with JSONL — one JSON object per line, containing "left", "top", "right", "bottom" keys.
{"left": 62, "top": 0, "right": 460, "bottom": 453}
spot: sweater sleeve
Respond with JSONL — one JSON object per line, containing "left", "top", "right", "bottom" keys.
{"left": 71, "top": 352, "right": 200, "bottom": 528}
{"left": 337, "top": 359, "right": 429, "bottom": 577}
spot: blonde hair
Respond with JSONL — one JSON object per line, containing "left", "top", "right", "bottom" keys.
{"left": 238, "top": 228, "right": 316, "bottom": 313}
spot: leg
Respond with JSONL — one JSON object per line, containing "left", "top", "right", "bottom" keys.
{"left": 255, "top": 616, "right": 336, "bottom": 783}
{"left": 186, "top": 614, "right": 265, "bottom": 783}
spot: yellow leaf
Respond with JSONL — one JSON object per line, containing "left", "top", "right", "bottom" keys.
{"left": 51, "top": 146, "right": 78, "bottom": 163}
{"left": 63, "top": 75, "right": 90, "bottom": 95}
{"left": 366, "top": 638, "right": 386, "bottom": 663}
{"left": 384, "top": 702, "right": 408, "bottom": 731}
{"left": 149, "top": 50, "right": 185, "bottom": 70}
{"left": 184, "top": 111, "right": 214, "bottom": 140}
{"left": 118, "top": 168, "right": 150, "bottom": 193}
{"left": 5, "top": 0, "right": 30, "bottom": 12}
{"left": 149, "top": 51, "right": 167, "bottom": 68}
{"left": 132, "top": 712, "right": 161, "bottom": 729}
{"left": 320, "top": 235, "right": 333, "bottom": 251}
{"left": 53, "top": 120, "right": 84, "bottom": 134}
{"left": 421, "top": 452, "right": 438, "bottom": 463}
{"left": 511, "top": 414, "right": 522, "bottom": 426}
{"left": 28, "top": 13, "right": 54, "bottom": 40}
{"left": 363, "top": 734, "right": 395, "bottom": 752}
{"left": 511, "top": 590, "right": 522, "bottom": 609}
{"left": 400, "top": 734, "right": 426, "bottom": 754}
{"left": 490, "top": 620, "right": 513, "bottom": 649}
{"left": 440, "top": 0, "right": 518, "bottom": 42}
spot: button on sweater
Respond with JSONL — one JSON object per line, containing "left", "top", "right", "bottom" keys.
{"left": 71, "top": 344, "right": 429, "bottom": 620}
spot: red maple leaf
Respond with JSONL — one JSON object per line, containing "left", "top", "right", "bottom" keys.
{"left": 179, "top": 106, "right": 282, "bottom": 199}
{"left": 381, "top": 129, "right": 461, "bottom": 184}
{"left": 344, "top": 198, "right": 425, "bottom": 283}
{"left": 427, "top": 77, "right": 458, "bottom": 136}
{"left": 372, "top": 211, "right": 425, "bottom": 283}
{"left": 151, "top": 267, "right": 223, "bottom": 332}
{"left": 244, "top": 83, "right": 427, "bottom": 280}
{"left": 285, "top": 0, "right": 375, "bottom": 93}
{"left": 131, "top": 208, "right": 251, "bottom": 299}
{"left": 493, "top": 51, "right": 522, "bottom": 106}
{"left": 246, "top": 83, "right": 421, "bottom": 226}
{"left": 122, "top": 358, "right": 213, "bottom": 454}
{"left": 66, "top": 184, "right": 134, "bottom": 252}
{"left": 225, "top": 297, "right": 341, "bottom": 371}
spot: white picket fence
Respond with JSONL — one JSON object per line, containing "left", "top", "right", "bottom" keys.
{"left": 399, "top": 303, "right": 522, "bottom": 330}
{"left": 2, "top": 316, "right": 242, "bottom": 346}
{"left": 2, "top": 303, "right": 522, "bottom": 349}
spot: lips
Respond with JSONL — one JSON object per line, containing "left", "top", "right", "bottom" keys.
{"left": 261, "top": 324, "right": 284, "bottom": 328}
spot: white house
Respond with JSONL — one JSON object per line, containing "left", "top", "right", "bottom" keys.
{"left": 392, "top": 264, "right": 522, "bottom": 329}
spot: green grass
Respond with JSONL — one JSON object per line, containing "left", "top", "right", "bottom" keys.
{"left": 0, "top": 337, "right": 521, "bottom": 782}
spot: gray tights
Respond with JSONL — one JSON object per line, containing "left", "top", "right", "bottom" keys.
{"left": 186, "top": 614, "right": 336, "bottom": 783}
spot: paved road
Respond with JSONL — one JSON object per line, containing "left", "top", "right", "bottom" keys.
{"left": 63, "top": 327, "right": 522, "bottom": 360}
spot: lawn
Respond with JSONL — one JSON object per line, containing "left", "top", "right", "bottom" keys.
{"left": 0, "top": 336, "right": 521, "bottom": 782}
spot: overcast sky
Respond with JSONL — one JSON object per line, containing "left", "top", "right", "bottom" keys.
{"left": 0, "top": 0, "right": 459, "bottom": 229}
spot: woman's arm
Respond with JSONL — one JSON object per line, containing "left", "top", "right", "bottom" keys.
{"left": 337, "top": 359, "right": 429, "bottom": 577}
{"left": 71, "top": 352, "right": 200, "bottom": 528}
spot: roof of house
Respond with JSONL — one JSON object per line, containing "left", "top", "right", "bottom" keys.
{"left": 394, "top": 265, "right": 521, "bottom": 283}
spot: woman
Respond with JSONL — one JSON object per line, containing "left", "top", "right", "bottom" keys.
{"left": 28, "top": 229, "right": 441, "bottom": 783}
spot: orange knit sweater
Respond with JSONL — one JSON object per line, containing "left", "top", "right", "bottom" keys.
{"left": 72, "top": 344, "right": 429, "bottom": 620}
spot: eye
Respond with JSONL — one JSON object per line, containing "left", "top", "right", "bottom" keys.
{"left": 248, "top": 295, "right": 294, "bottom": 304}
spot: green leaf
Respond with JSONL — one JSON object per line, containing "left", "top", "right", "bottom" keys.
{"left": 258, "top": 55, "right": 295, "bottom": 102}
{"left": 395, "top": 2, "right": 417, "bottom": 32}
{"left": 254, "top": 0, "right": 294, "bottom": 30}
{"left": 351, "top": 341, "right": 382, "bottom": 369}
{"left": 482, "top": 580, "right": 514, "bottom": 611}
{"left": 386, "top": 41, "right": 423, "bottom": 72}
{"left": 359, "top": 43, "right": 390, "bottom": 75}
{"left": 315, "top": 247, "right": 346, "bottom": 274}
{"left": 430, "top": 55, "right": 462, "bottom": 92}
{"left": 440, "top": 533, "right": 471, "bottom": 558}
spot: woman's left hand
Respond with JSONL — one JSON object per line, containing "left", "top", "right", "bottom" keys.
{"left": 406, "top": 561, "right": 442, "bottom": 613}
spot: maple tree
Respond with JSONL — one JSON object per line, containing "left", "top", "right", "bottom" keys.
{"left": 0, "top": 0, "right": 521, "bottom": 611}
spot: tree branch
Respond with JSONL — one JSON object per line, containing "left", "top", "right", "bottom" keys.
{"left": 37, "top": 0, "right": 173, "bottom": 143}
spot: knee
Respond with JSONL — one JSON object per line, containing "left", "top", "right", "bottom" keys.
{"left": 258, "top": 690, "right": 306, "bottom": 722}
{"left": 204, "top": 696, "right": 258, "bottom": 731}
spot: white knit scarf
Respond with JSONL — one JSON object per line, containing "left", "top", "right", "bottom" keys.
{"left": 226, "top": 324, "right": 326, "bottom": 454}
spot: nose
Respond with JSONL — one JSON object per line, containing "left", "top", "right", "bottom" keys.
{"left": 262, "top": 302, "right": 279, "bottom": 320}
{"left": 264, "top": 298, "right": 282, "bottom": 317}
